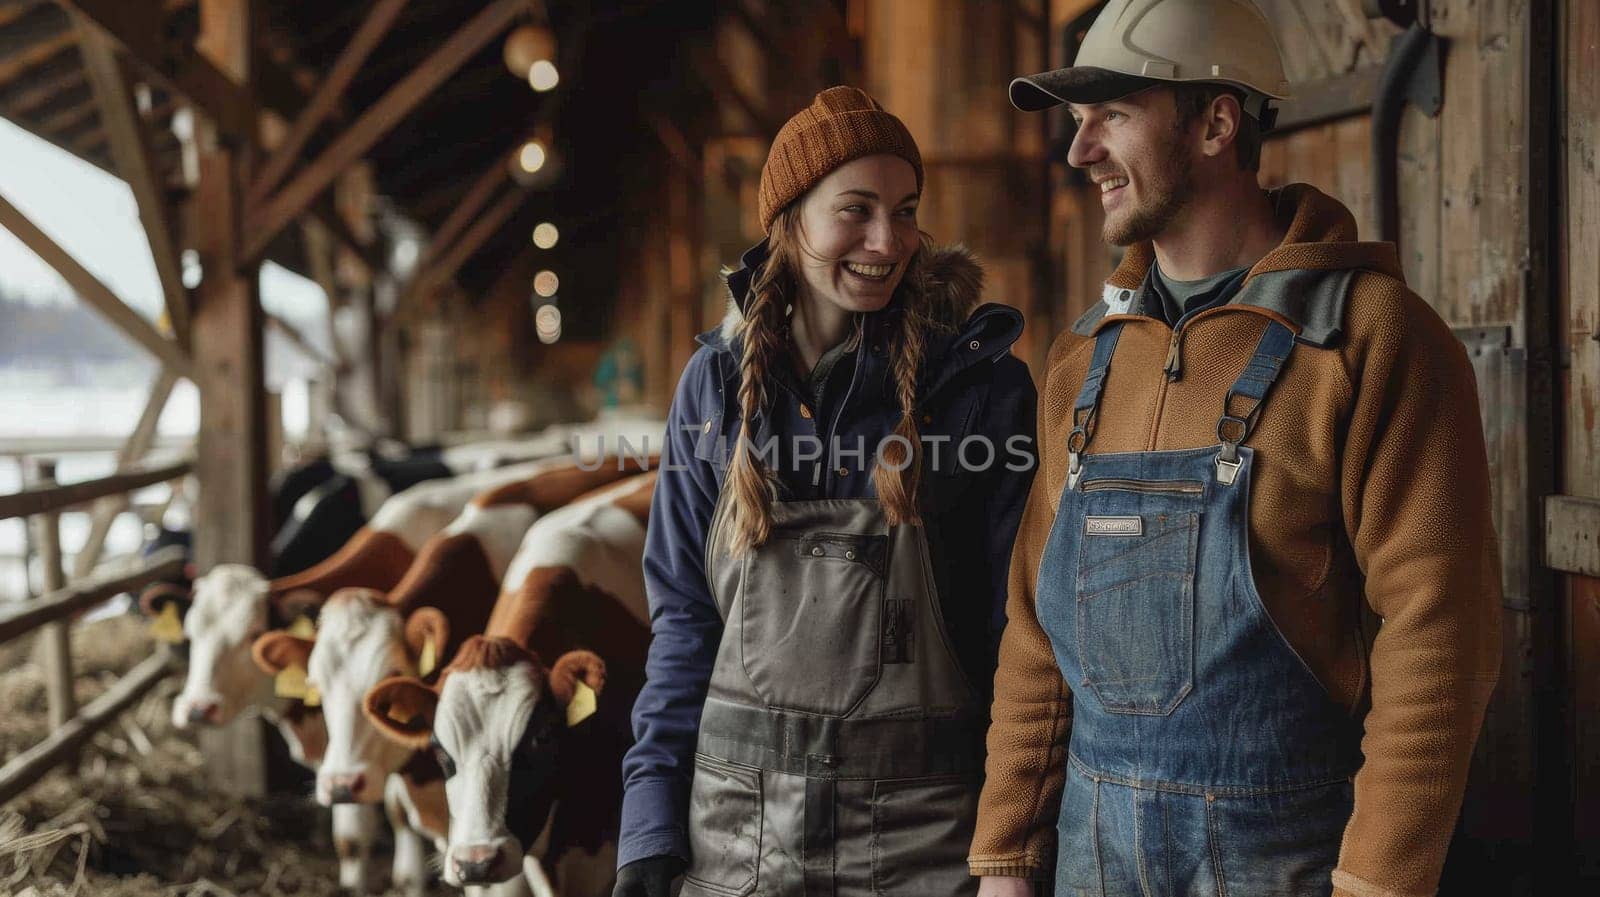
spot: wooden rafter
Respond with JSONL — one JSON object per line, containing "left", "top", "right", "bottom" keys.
{"left": 243, "top": 0, "right": 526, "bottom": 262}
{"left": 72, "top": 367, "right": 180, "bottom": 579}
{"left": 411, "top": 186, "right": 528, "bottom": 307}
{"left": 12, "top": 79, "right": 89, "bottom": 121}
{"left": 76, "top": 20, "right": 192, "bottom": 346}
{"left": 0, "top": 30, "right": 74, "bottom": 86}
{"left": 417, "top": 152, "right": 510, "bottom": 271}
{"left": 0, "top": 189, "right": 191, "bottom": 377}
{"left": 310, "top": 198, "right": 383, "bottom": 276}
{"left": 58, "top": 0, "right": 256, "bottom": 141}
{"left": 647, "top": 112, "right": 703, "bottom": 183}
{"left": 248, "top": 0, "right": 410, "bottom": 205}
{"left": 692, "top": 45, "right": 780, "bottom": 139}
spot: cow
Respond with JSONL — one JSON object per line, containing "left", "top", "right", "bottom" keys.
{"left": 250, "top": 457, "right": 654, "bottom": 895}
{"left": 362, "top": 471, "right": 655, "bottom": 896}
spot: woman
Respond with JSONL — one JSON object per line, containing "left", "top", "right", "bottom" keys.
{"left": 614, "top": 87, "right": 1037, "bottom": 897}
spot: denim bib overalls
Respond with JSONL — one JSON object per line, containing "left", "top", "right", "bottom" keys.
{"left": 1037, "top": 320, "right": 1364, "bottom": 897}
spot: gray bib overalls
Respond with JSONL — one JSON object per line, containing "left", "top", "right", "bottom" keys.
{"left": 680, "top": 486, "right": 985, "bottom": 897}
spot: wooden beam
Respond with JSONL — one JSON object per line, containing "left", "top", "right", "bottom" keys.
{"left": 412, "top": 186, "right": 528, "bottom": 306}
{"left": 57, "top": 0, "right": 255, "bottom": 141}
{"left": 647, "top": 112, "right": 703, "bottom": 183}
{"left": 692, "top": 46, "right": 781, "bottom": 139}
{"left": 77, "top": 21, "right": 192, "bottom": 347}
{"left": 0, "top": 653, "right": 176, "bottom": 805}
{"left": 244, "top": 0, "right": 525, "bottom": 262}
{"left": 311, "top": 198, "right": 382, "bottom": 275}
{"left": 0, "top": 58, "right": 84, "bottom": 117}
{"left": 0, "top": 3, "right": 68, "bottom": 63}
{"left": 0, "top": 458, "right": 192, "bottom": 521}
{"left": 418, "top": 152, "right": 510, "bottom": 270}
{"left": 267, "top": 311, "right": 335, "bottom": 368}
{"left": 0, "top": 30, "right": 73, "bottom": 86}
{"left": 0, "top": 190, "right": 191, "bottom": 376}
{"left": 72, "top": 367, "right": 180, "bottom": 579}
{"left": 248, "top": 0, "right": 409, "bottom": 205}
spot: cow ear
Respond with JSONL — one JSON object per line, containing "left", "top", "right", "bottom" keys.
{"left": 404, "top": 607, "right": 449, "bottom": 676}
{"left": 138, "top": 582, "right": 191, "bottom": 618}
{"left": 548, "top": 650, "right": 607, "bottom": 705}
{"left": 252, "top": 631, "right": 315, "bottom": 676}
{"left": 363, "top": 676, "right": 439, "bottom": 749}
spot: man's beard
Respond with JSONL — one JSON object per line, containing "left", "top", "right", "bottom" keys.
{"left": 1103, "top": 136, "right": 1195, "bottom": 247}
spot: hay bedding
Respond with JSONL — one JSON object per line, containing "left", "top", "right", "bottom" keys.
{"left": 0, "top": 613, "right": 444, "bottom": 897}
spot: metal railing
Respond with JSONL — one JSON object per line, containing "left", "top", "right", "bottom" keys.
{"left": 0, "top": 457, "right": 192, "bottom": 806}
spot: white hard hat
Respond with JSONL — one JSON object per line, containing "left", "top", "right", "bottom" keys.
{"left": 1011, "top": 0, "right": 1292, "bottom": 128}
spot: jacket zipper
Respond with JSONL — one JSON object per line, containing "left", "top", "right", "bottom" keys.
{"left": 815, "top": 323, "right": 866, "bottom": 490}
{"left": 1080, "top": 477, "right": 1204, "bottom": 495}
{"left": 1139, "top": 305, "right": 1250, "bottom": 452}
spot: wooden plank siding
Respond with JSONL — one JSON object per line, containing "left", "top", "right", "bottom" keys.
{"left": 1560, "top": 0, "right": 1600, "bottom": 881}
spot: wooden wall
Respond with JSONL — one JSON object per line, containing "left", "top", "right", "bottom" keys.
{"left": 1559, "top": 0, "right": 1600, "bottom": 881}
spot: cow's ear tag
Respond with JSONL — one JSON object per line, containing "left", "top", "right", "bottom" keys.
{"left": 418, "top": 636, "right": 437, "bottom": 678}
{"left": 275, "top": 664, "right": 308, "bottom": 699}
{"left": 149, "top": 602, "right": 184, "bottom": 644}
{"left": 566, "top": 680, "right": 597, "bottom": 727}
{"left": 303, "top": 683, "right": 321, "bottom": 707}
{"left": 288, "top": 615, "right": 316, "bottom": 638}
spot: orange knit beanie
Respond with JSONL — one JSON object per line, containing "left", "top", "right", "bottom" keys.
{"left": 757, "top": 86, "right": 924, "bottom": 233}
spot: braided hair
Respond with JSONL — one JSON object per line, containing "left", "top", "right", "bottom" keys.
{"left": 722, "top": 204, "right": 937, "bottom": 555}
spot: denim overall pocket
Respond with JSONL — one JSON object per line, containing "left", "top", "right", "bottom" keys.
{"left": 1075, "top": 509, "right": 1200, "bottom": 715}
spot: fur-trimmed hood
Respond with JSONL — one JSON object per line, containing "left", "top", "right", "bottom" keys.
{"left": 716, "top": 239, "right": 990, "bottom": 346}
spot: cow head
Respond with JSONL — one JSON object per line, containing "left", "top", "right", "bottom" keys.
{"left": 158, "top": 564, "right": 277, "bottom": 728}
{"left": 364, "top": 635, "right": 606, "bottom": 885}
{"left": 257, "top": 588, "right": 446, "bottom": 806}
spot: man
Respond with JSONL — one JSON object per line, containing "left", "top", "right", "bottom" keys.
{"left": 968, "top": 2, "right": 1503, "bottom": 897}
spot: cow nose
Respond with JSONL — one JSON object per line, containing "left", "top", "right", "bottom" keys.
{"left": 326, "top": 773, "right": 365, "bottom": 803}
{"left": 452, "top": 845, "right": 500, "bottom": 884}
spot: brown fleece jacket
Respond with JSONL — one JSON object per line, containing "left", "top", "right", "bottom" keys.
{"left": 968, "top": 184, "right": 1503, "bottom": 897}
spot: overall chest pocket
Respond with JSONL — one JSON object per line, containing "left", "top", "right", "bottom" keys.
{"left": 1075, "top": 510, "right": 1200, "bottom": 716}
{"left": 738, "top": 530, "right": 888, "bottom": 716}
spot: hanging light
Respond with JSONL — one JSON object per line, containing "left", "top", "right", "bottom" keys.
{"left": 529, "top": 60, "right": 560, "bottom": 92}
{"left": 519, "top": 140, "right": 547, "bottom": 174}
{"left": 534, "top": 270, "right": 560, "bottom": 297}
{"left": 536, "top": 304, "right": 562, "bottom": 344}
{"left": 532, "top": 222, "right": 559, "bottom": 249}
{"left": 504, "top": 25, "right": 557, "bottom": 78}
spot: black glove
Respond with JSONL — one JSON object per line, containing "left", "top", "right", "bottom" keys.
{"left": 613, "top": 855, "right": 684, "bottom": 897}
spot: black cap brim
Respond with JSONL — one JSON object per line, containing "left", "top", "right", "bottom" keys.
{"left": 1009, "top": 67, "right": 1165, "bottom": 112}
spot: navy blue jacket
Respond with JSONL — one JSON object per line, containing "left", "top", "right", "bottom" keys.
{"left": 618, "top": 244, "right": 1039, "bottom": 867}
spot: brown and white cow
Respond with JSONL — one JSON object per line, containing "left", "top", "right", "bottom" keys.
{"left": 362, "top": 471, "right": 656, "bottom": 896}
{"left": 252, "top": 457, "right": 654, "bottom": 895}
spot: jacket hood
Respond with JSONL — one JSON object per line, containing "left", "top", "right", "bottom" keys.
{"left": 1078, "top": 183, "right": 1404, "bottom": 347}
{"left": 701, "top": 240, "right": 1022, "bottom": 397}
{"left": 717, "top": 240, "right": 988, "bottom": 345}
{"left": 1105, "top": 183, "right": 1404, "bottom": 290}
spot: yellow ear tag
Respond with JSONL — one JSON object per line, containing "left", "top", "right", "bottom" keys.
{"left": 288, "top": 615, "right": 316, "bottom": 638}
{"left": 275, "top": 664, "right": 308, "bottom": 699}
{"left": 149, "top": 602, "right": 185, "bottom": 644}
{"left": 418, "top": 636, "right": 437, "bottom": 678}
{"left": 566, "top": 680, "right": 597, "bottom": 728}
{"left": 302, "top": 683, "right": 321, "bottom": 707}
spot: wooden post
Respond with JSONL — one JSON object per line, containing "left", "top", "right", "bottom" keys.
{"left": 190, "top": 0, "right": 267, "bottom": 798}
{"left": 24, "top": 459, "right": 77, "bottom": 767}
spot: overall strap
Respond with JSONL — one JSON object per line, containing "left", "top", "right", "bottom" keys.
{"left": 1215, "top": 319, "right": 1296, "bottom": 485}
{"left": 1067, "top": 322, "right": 1123, "bottom": 489}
